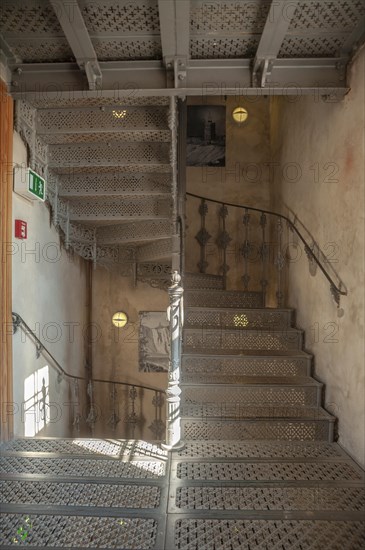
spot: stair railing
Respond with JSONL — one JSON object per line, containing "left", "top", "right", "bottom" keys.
{"left": 186, "top": 193, "right": 347, "bottom": 307}
{"left": 12, "top": 312, "right": 166, "bottom": 441}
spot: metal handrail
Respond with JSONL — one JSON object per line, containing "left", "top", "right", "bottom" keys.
{"left": 186, "top": 192, "right": 347, "bottom": 302}
{"left": 12, "top": 312, "right": 165, "bottom": 394}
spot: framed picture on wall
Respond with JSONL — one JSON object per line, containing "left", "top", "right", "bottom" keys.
{"left": 139, "top": 311, "right": 170, "bottom": 372}
{"left": 187, "top": 105, "right": 226, "bottom": 166}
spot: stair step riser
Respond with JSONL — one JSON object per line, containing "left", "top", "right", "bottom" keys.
{"left": 185, "top": 290, "right": 263, "bottom": 308}
{"left": 184, "top": 330, "right": 303, "bottom": 351}
{"left": 182, "top": 356, "right": 311, "bottom": 377}
{"left": 185, "top": 309, "right": 293, "bottom": 331}
{"left": 184, "top": 273, "right": 224, "bottom": 290}
{"left": 182, "top": 386, "right": 321, "bottom": 407}
{"left": 181, "top": 419, "right": 334, "bottom": 442}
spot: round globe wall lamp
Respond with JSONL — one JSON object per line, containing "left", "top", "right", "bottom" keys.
{"left": 232, "top": 106, "right": 248, "bottom": 124}
{"left": 112, "top": 311, "right": 128, "bottom": 328}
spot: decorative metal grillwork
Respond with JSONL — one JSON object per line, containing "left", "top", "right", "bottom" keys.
{"left": 59, "top": 172, "right": 170, "bottom": 197}
{"left": 136, "top": 238, "right": 172, "bottom": 262}
{"left": 97, "top": 221, "right": 171, "bottom": 244}
{"left": 137, "top": 262, "right": 172, "bottom": 289}
{"left": 279, "top": 35, "right": 348, "bottom": 58}
{"left": 182, "top": 355, "right": 311, "bottom": 377}
{"left": 195, "top": 199, "right": 211, "bottom": 274}
{"left": 0, "top": 514, "right": 157, "bottom": 548}
{"left": 28, "top": 97, "right": 171, "bottom": 109}
{"left": 177, "top": 441, "right": 342, "bottom": 459}
{"left": 5, "top": 40, "right": 72, "bottom": 63}
{"left": 48, "top": 142, "right": 170, "bottom": 167}
{"left": 176, "top": 461, "right": 362, "bottom": 482}
{"left": 289, "top": 0, "right": 365, "bottom": 31}
{"left": 0, "top": 456, "right": 166, "bottom": 478}
{"left": 190, "top": 0, "right": 270, "bottom": 33}
{"left": 181, "top": 404, "right": 329, "bottom": 420}
{"left": 190, "top": 37, "right": 259, "bottom": 59}
{"left": 0, "top": 438, "right": 167, "bottom": 458}
{"left": 1, "top": 480, "right": 161, "bottom": 508}
{"left": 184, "top": 290, "right": 263, "bottom": 308}
{"left": 80, "top": 0, "right": 161, "bottom": 34}
{"left": 94, "top": 39, "right": 162, "bottom": 60}
{"left": 182, "top": 419, "right": 332, "bottom": 441}
{"left": 173, "top": 519, "right": 365, "bottom": 550}
{"left": 0, "top": 3, "right": 62, "bottom": 34}
{"left": 52, "top": 164, "right": 172, "bottom": 175}
{"left": 183, "top": 328, "right": 302, "bottom": 351}
{"left": 42, "top": 129, "right": 171, "bottom": 144}
{"left": 37, "top": 108, "right": 169, "bottom": 133}
{"left": 182, "top": 385, "right": 319, "bottom": 407}
{"left": 184, "top": 273, "right": 224, "bottom": 290}
{"left": 175, "top": 486, "right": 365, "bottom": 511}
{"left": 184, "top": 309, "right": 292, "bottom": 330}
{"left": 68, "top": 197, "right": 170, "bottom": 220}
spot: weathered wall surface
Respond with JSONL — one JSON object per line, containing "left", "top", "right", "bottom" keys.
{"left": 91, "top": 268, "right": 168, "bottom": 441}
{"left": 185, "top": 96, "right": 271, "bottom": 290}
{"left": 270, "top": 48, "right": 365, "bottom": 467}
{"left": 12, "top": 132, "right": 89, "bottom": 438}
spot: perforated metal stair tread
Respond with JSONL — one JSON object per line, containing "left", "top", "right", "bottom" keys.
{"left": 185, "top": 290, "right": 264, "bottom": 308}
{"left": 181, "top": 405, "right": 334, "bottom": 420}
{"left": 181, "top": 376, "right": 321, "bottom": 387}
{"left": 183, "top": 349, "right": 312, "bottom": 357}
{"left": 175, "top": 441, "right": 345, "bottom": 459}
{"left": 185, "top": 306, "right": 294, "bottom": 331}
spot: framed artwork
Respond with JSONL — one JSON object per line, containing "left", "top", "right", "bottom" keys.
{"left": 187, "top": 105, "right": 226, "bottom": 166}
{"left": 139, "top": 311, "right": 170, "bottom": 372}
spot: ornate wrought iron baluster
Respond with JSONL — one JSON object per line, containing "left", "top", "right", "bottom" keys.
{"left": 163, "top": 271, "right": 184, "bottom": 450}
{"left": 195, "top": 199, "right": 211, "bottom": 273}
{"left": 242, "top": 209, "right": 251, "bottom": 290}
{"left": 86, "top": 380, "right": 97, "bottom": 431}
{"left": 72, "top": 379, "right": 81, "bottom": 432}
{"left": 149, "top": 391, "right": 165, "bottom": 441}
{"left": 127, "top": 385, "right": 138, "bottom": 439}
{"left": 216, "top": 204, "right": 231, "bottom": 290}
{"left": 108, "top": 383, "right": 120, "bottom": 430}
{"left": 275, "top": 218, "right": 285, "bottom": 307}
{"left": 259, "top": 213, "right": 268, "bottom": 305}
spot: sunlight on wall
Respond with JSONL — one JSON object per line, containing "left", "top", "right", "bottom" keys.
{"left": 23, "top": 366, "right": 49, "bottom": 437}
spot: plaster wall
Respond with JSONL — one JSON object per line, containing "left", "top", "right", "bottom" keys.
{"left": 91, "top": 268, "right": 168, "bottom": 441}
{"left": 270, "top": 48, "right": 365, "bottom": 467}
{"left": 12, "top": 131, "right": 89, "bottom": 438}
{"left": 185, "top": 96, "right": 272, "bottom": 290}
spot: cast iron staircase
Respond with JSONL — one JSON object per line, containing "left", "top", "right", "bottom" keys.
{"left": 181, "top": 274, "right": 334, "bottom": 443}
{"left": 1, "top": 274, "right": 364, "bottom": 549}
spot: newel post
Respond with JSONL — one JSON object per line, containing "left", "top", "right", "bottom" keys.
{"left": 162, "top": 270, "right": 184, "bottom": 450}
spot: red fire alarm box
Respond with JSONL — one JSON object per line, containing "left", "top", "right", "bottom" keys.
{"left": 15, "top": 219, "right": 27, "bottom": 239}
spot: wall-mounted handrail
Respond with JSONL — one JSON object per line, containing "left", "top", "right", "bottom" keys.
{"left": 186, "top": 192, "right": 347, "bottom": 305}
{"left": 12, "top": 312, "right": 165, "bottom": 394}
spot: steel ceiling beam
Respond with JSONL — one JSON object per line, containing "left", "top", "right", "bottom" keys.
{"left": 158, "top": 0, "right": 190, "bottom": 88}
{"left": 9, "top": 58, "right": 348, "bottom": 98}
{"left": 253, "top": 0, "right": 299, "bottom": 87}
{"left": 49, "top": 0, "right": 102, "bottom": 90}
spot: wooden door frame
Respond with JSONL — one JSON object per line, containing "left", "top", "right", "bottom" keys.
{"left": 0, "top": 78, "right": 14, "bottom": 441}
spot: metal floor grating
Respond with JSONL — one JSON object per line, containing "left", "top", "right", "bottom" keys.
{"left": 167, "top": 518, "right": 365, "bottom": 550}
{"left": 174, "top": 461, "right": 363, "bottom": 483}
{"left": 0, "top": 438, "right": 364, "bottom": 549}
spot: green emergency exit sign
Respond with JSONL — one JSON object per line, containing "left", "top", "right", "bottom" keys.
{"left": 28, "top": 169, "right": 46, "bottom": 201}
